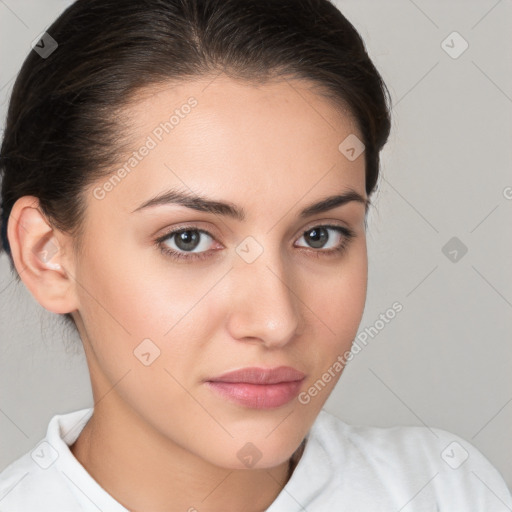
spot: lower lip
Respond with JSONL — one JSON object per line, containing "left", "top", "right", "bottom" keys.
{"left": 206, "top": 380, "right": 304, "bottom": 409}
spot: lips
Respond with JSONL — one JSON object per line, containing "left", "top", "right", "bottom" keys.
{"left": 205, "top": 366, "right": 306, "bottom": 409}
{"left": 208, "top": 366, "right": 306, "bottom": 384}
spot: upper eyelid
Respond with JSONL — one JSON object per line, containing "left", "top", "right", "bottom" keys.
{"left": 299, "top": 219, "right": 352, "bottom": 233}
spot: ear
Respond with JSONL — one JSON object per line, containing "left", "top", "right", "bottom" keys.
{"left": 7, "top": 196, "right": 79, "bottom": 315}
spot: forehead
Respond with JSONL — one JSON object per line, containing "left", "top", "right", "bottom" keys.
{"left": 88, "top": 75, "right": 366, "bottom": 218}
{"left": 129, "top": 74, "right": 359, "bottom": 141}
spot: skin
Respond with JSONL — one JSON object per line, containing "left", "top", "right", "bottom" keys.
{"left": 8, "top": 74, "right": 368, "bottom": 512}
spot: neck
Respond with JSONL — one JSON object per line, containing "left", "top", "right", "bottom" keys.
{"left": 70, "top": 397, "right": 301, "bottom": 512}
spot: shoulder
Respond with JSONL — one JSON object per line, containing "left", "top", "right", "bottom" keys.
{"left": 0, "top": 447, "right": 79, "bottom": 510}
{"left": 0, "top": 407, "right": 100, "bottom": 511}
{"left": 310, "top": 409, "right": 512, "bottom": 510}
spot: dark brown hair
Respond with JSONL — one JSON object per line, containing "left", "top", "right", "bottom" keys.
{"left": 0, "top": 0, "right": 391, "bottom": 328}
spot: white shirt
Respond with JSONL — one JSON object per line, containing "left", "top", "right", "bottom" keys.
{"left": 0, "top": 407, "right": 511, "bottom": 511}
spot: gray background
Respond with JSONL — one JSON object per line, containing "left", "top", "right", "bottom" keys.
{"left": 1, "top": 0, "right": 511, "bottom": 493}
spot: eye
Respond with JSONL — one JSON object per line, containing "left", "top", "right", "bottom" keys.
{"left": 155, "top": 223, "right": 355, "bottom": 263}
{"left": 156, "top": 227, "right": 217, "bottom": 262}
{"left": 295, "top": 224, "right": 355, "bottom": 256}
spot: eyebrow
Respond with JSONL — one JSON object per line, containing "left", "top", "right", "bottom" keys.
{"left": 131, "top": 187, "right": 368, "bottom": 219}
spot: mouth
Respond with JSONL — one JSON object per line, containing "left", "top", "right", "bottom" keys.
{"left": 205, "top": 366, "right": 306, "bottom": 409}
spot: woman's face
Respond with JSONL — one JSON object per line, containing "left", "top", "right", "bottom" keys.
{"left": 71, "top": 75, "right": 368, "bottom": 469}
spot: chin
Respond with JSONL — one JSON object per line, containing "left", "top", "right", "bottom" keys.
{"left": 189, "top": 417, "right": 311, "bottom": 471}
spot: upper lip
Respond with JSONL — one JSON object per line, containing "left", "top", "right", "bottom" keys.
{"left": 207, "top": 366, "right": 306, "bottom": 384}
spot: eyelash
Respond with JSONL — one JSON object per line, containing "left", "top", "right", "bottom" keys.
{"left": 155, "top": 223, "right": 356, "bottom": 263}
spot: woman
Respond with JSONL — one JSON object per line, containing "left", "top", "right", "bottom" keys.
{"left": 0, "top": 0, "right": 510, "bottom": 510}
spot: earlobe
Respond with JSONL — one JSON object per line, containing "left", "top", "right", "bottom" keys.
{"left": 7, "top": 196, "right": 79, "bottom": 315}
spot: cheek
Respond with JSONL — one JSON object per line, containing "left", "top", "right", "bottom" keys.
{"left": 76, "top": 236, "right": 211, "bottom": 335}
{"left": 73, "top": 246, "right": 221, "bottom": 419}
{"left": 74, "top": 243, "right": 225, "bottom": 381}
{"left": 336, "top": 249, "right": 368, "bottom": 339}
{"left": 307, "top": 237, "right": 367, "bottom": 339}
{"left": 299, "top": 239, "right": 367, "bottom": 382}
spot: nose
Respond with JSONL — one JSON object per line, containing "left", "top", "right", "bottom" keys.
{"left": 225, "top": 253, "right": 304, "bottom": 349}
